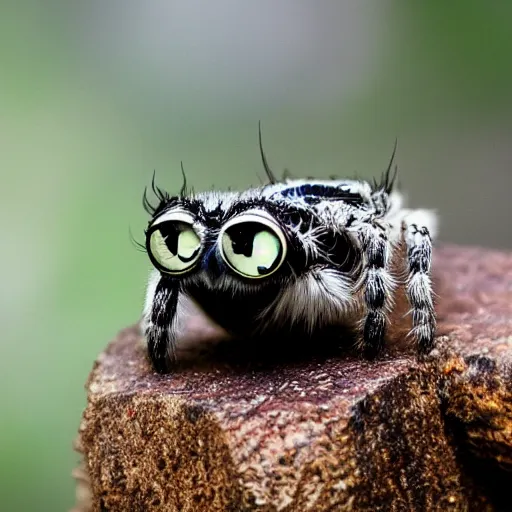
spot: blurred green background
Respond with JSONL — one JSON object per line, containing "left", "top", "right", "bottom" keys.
{"left": 1, "top": 2, "right": 511, "bottom": 510}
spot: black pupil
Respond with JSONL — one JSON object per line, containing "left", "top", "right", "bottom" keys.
{"left": 158, "top": 222, "right": 197, "bottom": 263}
{"left": 227, "top": 222, "right": 264, "bottom": 258}
{"left": 226, "top": 222, "right": 281, "bottom": 276}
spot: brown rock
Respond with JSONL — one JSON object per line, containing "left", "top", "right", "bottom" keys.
{"left": 73, "top": 246, "right": 512, "bottom": 511}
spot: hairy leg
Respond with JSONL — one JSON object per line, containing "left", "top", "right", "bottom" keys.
{"left": 142, "top": 272, "right": 180, "bottom": 373}
{"left": 402, "top": 210, "right": 437, "bottom": 355}
{"left": 142, "top": 271, "right": 231, "bottom": 372}
{"left": 355, "top": 219, "right": 396, "bottom": 357}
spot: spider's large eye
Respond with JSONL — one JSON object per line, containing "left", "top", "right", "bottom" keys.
{"left": 147, "top": 212, "right": 201, "bottom": 275}
{"left": 219, "top": 212, "right": 287, "bottom": 279}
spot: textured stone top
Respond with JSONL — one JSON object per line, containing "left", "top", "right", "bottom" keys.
{"left": 73, "top": 246, "right": 512, "bottom": 512}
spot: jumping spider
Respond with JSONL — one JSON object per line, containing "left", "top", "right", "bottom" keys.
{"left": 141, "top": 134, "right": 437, "bottom": 373}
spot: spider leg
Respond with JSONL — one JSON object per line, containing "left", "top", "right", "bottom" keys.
{"left": 355, "top": 219, "right": 395, "bottom": 357}
{"left": 402, "top": 211, "right": 436, "bottom": 355}
{"left": 142, "top": 272, "right": 180, "bottom": 373}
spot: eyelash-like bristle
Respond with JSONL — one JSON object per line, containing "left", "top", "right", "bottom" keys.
{"left": 179, "top": 162, "right": 188, "bottom": 197}
{"left": 258, "top": 122, "right": 278, "bottom": 185}
{"left": 142, "top": 169, "right": 182, "bottom": 218}
{"left": 372, "top": 139, "right": 398, "bottom": 194}
{"left": 151, "top": 170, "right": 170, "bottom": 204}
{"left": 142, "top": 186, "right": 155, "bottom": 215}
{"left": 129, "top": 226, "right": 147, "bottom": 253}
{"left": 142, "top": 170, "right": 170, "bottom": 215}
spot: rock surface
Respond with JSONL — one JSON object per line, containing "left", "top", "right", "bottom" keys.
{"left": 72, "top": 246, "right": 512, "bottom": 511}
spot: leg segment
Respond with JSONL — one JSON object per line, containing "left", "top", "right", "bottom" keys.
{"left": 403, "top": 216, "right": 436, "bottom": 355}
{"left": 142, "top": 273, "right": 180, "bottom": 373}
{"left": 356, "top": 220, "right": 395, "bottom": 357}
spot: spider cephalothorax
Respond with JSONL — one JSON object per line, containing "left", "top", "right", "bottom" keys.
{"left": 141, "top": 140, "right": 437, "bottom": 373}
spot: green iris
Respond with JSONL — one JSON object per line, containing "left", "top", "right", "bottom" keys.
{"left": 149, "top": 222, "right": 201, "bottom": 274}
{"left": 221, "top": 225, "right": 284, "bottom": 278}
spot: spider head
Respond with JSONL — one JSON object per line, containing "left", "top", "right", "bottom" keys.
{"left": 145, "top": 191, "right": 360, "bottom": 291}
{"left": 143, "top": 184, "right": 365, "bottom": 345}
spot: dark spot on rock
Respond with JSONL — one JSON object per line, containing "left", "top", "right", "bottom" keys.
{"left": 467, "top": 355, "right": 496, "bottom": 374}
{"left": 186, "top": 404, "right": 204, "bottom": 423}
